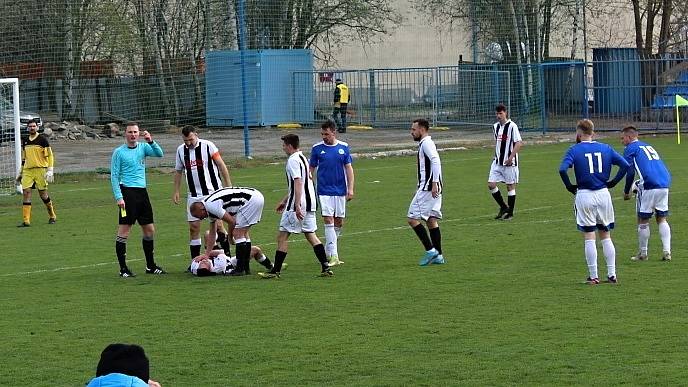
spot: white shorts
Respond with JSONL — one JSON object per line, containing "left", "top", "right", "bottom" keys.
{"left": 407, "top": 190, "right": 442, "bottom": 221}
{"left": 279, "top": 211, "right": 318, "bottom": 234}
{"left": 235, "top": 191, "right": 264, "bottom": 228}
{"left": 488, "top": 162, "right": 519, "bottom": 184}
{"left": 574, "top": 188, "right": 615, "bottom": 232}
{"left": 187, "top": 196, "right": 215, "bottom": 222}
{"left": 319, "top": 195, "right": 346, "bottom": 218}
{"left": 636, "top": 187, "right": 669, "bottom": 218}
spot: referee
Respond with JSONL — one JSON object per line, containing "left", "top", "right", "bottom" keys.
{"left": 110, "top": 122, "right": 166, "bottom": 277}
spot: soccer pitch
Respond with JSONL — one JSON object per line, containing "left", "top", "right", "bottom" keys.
{"left": 1, "top": 135, "right": 686, "bottom": 386}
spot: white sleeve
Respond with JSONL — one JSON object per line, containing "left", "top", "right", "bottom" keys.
{"left": 205, "top": 200, "right": 226, "bottom": 220}
{"left": 287, "top": 157, "right": 302, "bottom": 180}
{"left": 206, "top": 140, "right": 219, "bottom": 157}
{"left": 424, "top": 141, "right": 442, "bottom": 183}
{"left": 212, "top": 254, "right": 228, "bottom": 274}
{"left": 511, "top": 123, "right": 522, "bottom": 142}
{"left": 190, "top": 260, "right": 200, "bottom": 275}
{"left": 175, "top": 145, "right": 185, "bottom": 172}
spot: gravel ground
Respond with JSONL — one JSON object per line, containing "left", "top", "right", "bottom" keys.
{"left": 50, "top": 127, "right": 577, "bottom": 173}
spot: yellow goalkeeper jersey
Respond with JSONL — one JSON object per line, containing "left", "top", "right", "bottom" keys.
{"left": 22, "top": 133, "right": 54, "bottom": 169}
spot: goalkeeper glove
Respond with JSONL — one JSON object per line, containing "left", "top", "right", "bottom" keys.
{"left": 45, "top": 167, "right": 54, "bottom": 183}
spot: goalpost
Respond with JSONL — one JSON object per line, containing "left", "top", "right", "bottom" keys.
{"left": 0, "top": 78, "right": 22, "bottom": 195}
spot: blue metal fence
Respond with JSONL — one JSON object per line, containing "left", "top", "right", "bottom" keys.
{"left": 298, "top": 54, "right": 687, "bottom": 133}
{"left": 13, "top": 54, "right": 688, "bottom": 136}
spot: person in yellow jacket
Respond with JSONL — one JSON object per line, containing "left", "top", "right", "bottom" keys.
{"left": 333, "top": 78, "right": 350, "bottom": 133}
{"left": 15, "top": 119, "right": 57, "bottom": 227}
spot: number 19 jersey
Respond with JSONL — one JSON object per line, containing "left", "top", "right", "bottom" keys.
{"left": 623, "top": 140, "right": 671, "bottom": 189}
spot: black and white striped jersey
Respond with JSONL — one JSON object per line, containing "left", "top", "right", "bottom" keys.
{"left": 285, "top": 151, "right": 317, "bottom": 212}
{"left": 493, "top": 120, "right": 522, "bottom": 166}
{"left": 203, "top": 187, "right": 260, "bottom": 220}
{"left": 416, "top": 136, "right": 443, "bottom": 193}
{"left": 175, "top": 139, "right": 223, "bottom": 197}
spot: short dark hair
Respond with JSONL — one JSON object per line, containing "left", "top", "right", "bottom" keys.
{"left": 495, "top": 103, "right": 507, "bottom": 113}
{"left": 321, "top": 120, "right": 336, "bottom": 131}
{"left": 181, "top": 125, "right": 197, "bottom": 137}
{"left": 26, "top": 119, "right": 37, "bottom": 126}
{"left": 189, "top": 201, "right": 205, "bottom": 216}
{"left": 281, "top": 133, "right": 300, "bottom": 149}
{"left": 621, "top": 125, "right": 638, "bottom": 135}
{"left": 96, "top": 343, "right": 149, "bottom": 382}
{"left": 577, "top": 119, "right": 594, "bottom": 135}
{"left": 412, "top": 118, "right": 430, "bottom": 130}
{"left": 126, "top": 121, "right": 139, "bottom": 128}
{"left": 196, "top": 267, "right": 215, "bottom": 277}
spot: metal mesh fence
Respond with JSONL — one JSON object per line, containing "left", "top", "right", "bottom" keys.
{"left": 1, "top": 0, "right": 687, "bottom": 159}
{"left": 0, "top": 78, "right": 21, "bottom": 194}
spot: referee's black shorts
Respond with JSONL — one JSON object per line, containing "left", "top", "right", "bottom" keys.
{"left": 118, "top": 186, "right": 154, "bottom": 225}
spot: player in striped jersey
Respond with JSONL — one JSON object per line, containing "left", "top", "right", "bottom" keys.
{"left": 189, "top": 186, "right": 265, "bottom": 276}
{"left": 16, "top": 119, "right": 57, "bottom": 227}
{"left": 309, "top": 120, "right": 355, "bottom": 267}
{"left": 110, "top": 123, "right": 166, "bottom": 277}
{"left": 488, "top": 104, "right": 523, "bottom": 220}
{"left": 190, "top": 230, "right": 273, "bottom": 276}
{"left": 621, "top": 126, "right": 672, "bottom": 261}
{"left": 173, "top": 126, "right": 232, "bottom": 261}
{"left": 258, "top": 134, "right": 332, "bottom": 279}
{"left": 407, "top": 119, "right": 445, "bottom": 266}
{"left": 559, "top": 119, "right": 629, "bottom": 284}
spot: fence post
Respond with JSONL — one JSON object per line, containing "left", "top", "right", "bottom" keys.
{"left": 432, "top": 67, "right": 438, "bottom": 127}
{"left": 236, "top": 0, "right": 251, "bottom": 158}
{"left": 369, "top": 69, "right": 376, "bottom": 126}
{"left": 539, "top": 64, "right": 547, "bottom": 134}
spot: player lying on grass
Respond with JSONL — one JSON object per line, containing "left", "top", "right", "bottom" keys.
{"left": 189, "top": 231, "right": 274, "bottom": 276}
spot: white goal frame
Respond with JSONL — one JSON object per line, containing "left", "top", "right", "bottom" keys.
{"left": 1, "top": 78, "right": 22, "bottom": 195}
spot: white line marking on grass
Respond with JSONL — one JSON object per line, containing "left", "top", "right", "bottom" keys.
{"left": 3, "top": 181, "right": 684, "bottom": 276}
{"left": 0, "top": 259, "right": 141, "bottom": 277}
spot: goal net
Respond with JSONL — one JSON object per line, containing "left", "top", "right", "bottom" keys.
{"left": 0, "top": 78, "right": 22, "bottom": 195}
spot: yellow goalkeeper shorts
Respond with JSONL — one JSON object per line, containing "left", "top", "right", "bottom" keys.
{"left": 21, "top": 167, "right": 48, "bottom": 190}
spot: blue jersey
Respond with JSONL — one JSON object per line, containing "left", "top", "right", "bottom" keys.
{"left": 559, "top": 141, "right": 628, "bottom": 190}
{"left": 309, "top": 140, "right": 352, "bottom": 196}
{"left": 623, "top": 140, "right": 671, "bottom": 192}
{"left": 111, "top": 141, "right": 163, "bottom": 200}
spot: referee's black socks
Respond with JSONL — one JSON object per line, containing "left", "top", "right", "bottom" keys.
{"left": 116, "top": 236, "right": 128, "bottom": 270}
{"left": 142, "top": 235, "right": 156, "bottom": 269}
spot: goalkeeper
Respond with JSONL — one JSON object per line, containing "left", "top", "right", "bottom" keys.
{"left": 16, "top": 119, "right": 57, "bottom": 227}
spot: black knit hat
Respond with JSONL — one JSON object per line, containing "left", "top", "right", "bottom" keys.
{"left": 96, "top": 343, "right": 150, "bottom": 382}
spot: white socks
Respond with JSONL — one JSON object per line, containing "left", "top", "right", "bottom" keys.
{"left": 638, "top": 222, "right": 671, "bottom": 255}
{"left": 324, "top": 223, "right": 338, "bottom": 258}
{"left": 601, "top": 238, "right": 616, "bottom": 278}
{"left": 584, "top": 240, "right": 598, "bottom": 279}
{"left": 658, "top": 221, "right": 671, "bottom": 253}
{"left": 638, "top": 224, "right": 650, "bottom": 254}
{"left": 585, "top": 239, "right": 616, "bottom": 279}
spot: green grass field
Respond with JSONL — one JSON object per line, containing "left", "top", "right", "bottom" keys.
{"left": 1, "top": 135, "right": 686, "bottom": 386}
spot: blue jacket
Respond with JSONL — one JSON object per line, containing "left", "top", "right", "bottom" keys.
{"left": 86, "top": 373, "right": 148, "bottom": 387}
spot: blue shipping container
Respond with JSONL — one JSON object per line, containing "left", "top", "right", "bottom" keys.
{"left": 592, "top": 48, "right": 641, "bottom": 115}
{"left": 206, "top": 49, "right": 314, "bottom": 127}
